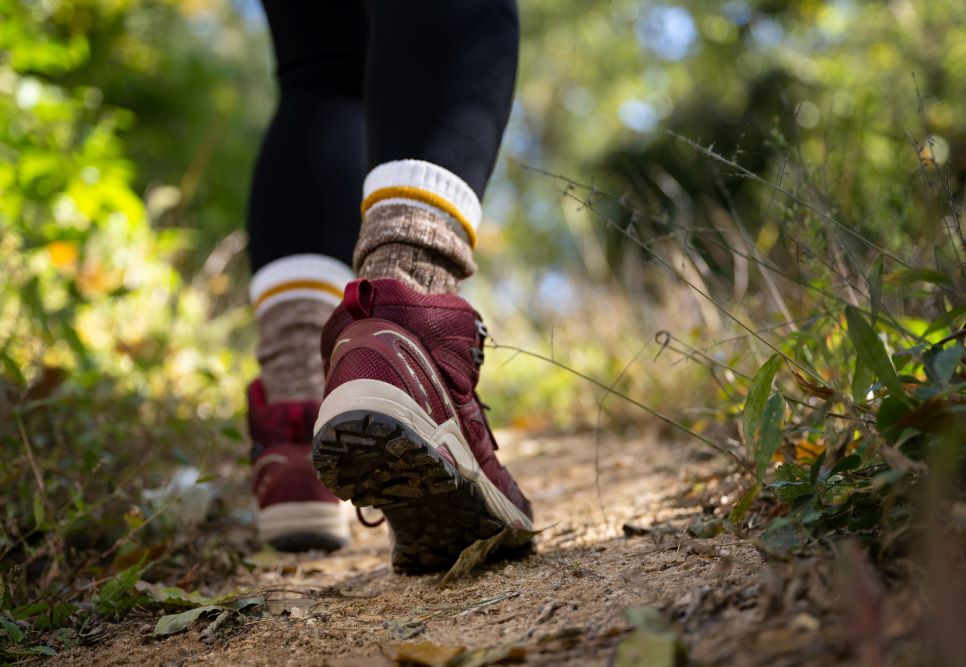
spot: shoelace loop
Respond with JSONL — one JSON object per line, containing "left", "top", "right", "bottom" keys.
{"left": 356, "top": 505, "right": 386, "bottom": 528}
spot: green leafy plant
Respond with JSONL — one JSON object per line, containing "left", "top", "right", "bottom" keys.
{"left": 95, "top": 561, "right": 148, "bottom": 618}
{"left": 734, "top": 257, "right": 964, "bottom": 557}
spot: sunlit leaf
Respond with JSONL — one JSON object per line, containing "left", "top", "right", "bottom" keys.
{"left": 755, "top": 392, "right": 785, "bottom": 483}
{"left": 844, "top": 306, "right": 908, "bottom": 403}
{"left": 923, "top": 306, "right": 966, "bottom": 337}
{"left": 743, "top": 354, "right": 782, "bottom": 461}
{"left": 883, "top": 268, "right": 953, "bottom": 287}
{"left": 151, "top": 597, "right": 261, "bottom": 637}
{"left": 137, "top": 582, "right": 254, "bottom": 608}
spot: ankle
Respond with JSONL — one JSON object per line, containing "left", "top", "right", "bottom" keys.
{"left": 353, "top": 160, "right": 479, "bottom": 294}
{"left": 250, "top": 254, "right": 353, "bottom": 402}
{"left": 354, "top": 205, "right": 474, "bottom": 294}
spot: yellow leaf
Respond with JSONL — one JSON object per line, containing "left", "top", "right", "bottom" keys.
{"left": 48, "top": 240, "right": 78, "bottom": 269}
{"left": 793, "top": 438, "right": 825, "bottom": 463}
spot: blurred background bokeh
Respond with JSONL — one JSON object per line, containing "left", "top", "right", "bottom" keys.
{"left": 2, "top": 0, "right": 965, "bottom": 600}
{"left": 4, "top": 0, "right": 963, "bottom": 429}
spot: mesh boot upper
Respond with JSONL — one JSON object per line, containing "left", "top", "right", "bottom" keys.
{"left": 320, "top": 278, "right": 533, "bottom": 520}
{"left": 248, "top": 380, "right": 340, "bottom": 507}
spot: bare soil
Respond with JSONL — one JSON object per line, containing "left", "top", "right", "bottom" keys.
{"left": 52, "top": 429, "right": 875, "bottom": 666}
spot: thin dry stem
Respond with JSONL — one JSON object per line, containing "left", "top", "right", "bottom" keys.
{"left": 490, "top": 342, "right": 748, "bottom": 469}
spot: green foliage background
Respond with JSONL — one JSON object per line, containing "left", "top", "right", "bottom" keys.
{"left": 1, "top": 0, "right": 965, "bottom": 657}
{"left": 2, "top": 0, "right": 965, "bottom": 426}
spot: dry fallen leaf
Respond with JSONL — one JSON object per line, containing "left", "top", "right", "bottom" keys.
{"left": 450, "top": 645, "right": 526, "bottom": 667}
{"left": 437, "top": 527, "right": 537, "bottom": 589}
{"left": 394, "top": 641, "right": 465, "bottom": 667}
{"left": 792, "top": 370, "right": 835, "bottom": 400}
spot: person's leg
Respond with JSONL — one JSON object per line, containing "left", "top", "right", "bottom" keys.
{"left": 353, "top": 0, "right": 520, "bottom": 294}
{"left": 313, "top": 1, "right": 532, "bottom": 572}
{"left": 248, "top": 0, "right": 366, "bottom": 403}
{"left": 246, "top": 0, "right": 367, "bottom": 551}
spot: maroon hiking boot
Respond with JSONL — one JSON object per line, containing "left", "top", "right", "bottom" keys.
{"left": 248, "top": 380, "right": 349, "bottom": 552}
{"left": 311, "top": 278, "right": 533, "bottom": 572}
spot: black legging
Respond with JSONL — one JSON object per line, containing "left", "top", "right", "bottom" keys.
{"left": 247, "top": 1, "right": 520, "bottom": 272}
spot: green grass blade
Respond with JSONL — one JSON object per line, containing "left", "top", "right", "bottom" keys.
{"left": 867, "top": 255, "right": 883, "bottom": 326}
{"left": 844, "top": 306, "right": 909, "bottom": 404}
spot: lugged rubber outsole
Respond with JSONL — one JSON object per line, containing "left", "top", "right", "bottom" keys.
{"left": 312, "top": 409, "right": 529, "bottom": 573}
{"left": 268, "top": 532, "right": 346, "bottom": 553}
{"left": 256, "top": 500, "right": 349, "bottom": 553}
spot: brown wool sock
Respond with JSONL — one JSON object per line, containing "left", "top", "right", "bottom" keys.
{"left": 353, "top": 203, "right": 476, "bottom": 295}
{"left": 256, "top": 298, "right": 333, "bottom": 402}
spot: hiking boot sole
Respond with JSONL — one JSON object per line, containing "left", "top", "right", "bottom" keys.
{"left": 257, "top": 501, "right": 349, "bottom": 553}
{"left": 311, "top": 380, "right": 533, "bottom": 573}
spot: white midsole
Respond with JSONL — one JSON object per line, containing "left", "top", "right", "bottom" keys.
{"left": 257, "top": 501, "right": 350, "bottom": 542}
{"left": 315, "top": 379, "right": 533, "bottom": 530}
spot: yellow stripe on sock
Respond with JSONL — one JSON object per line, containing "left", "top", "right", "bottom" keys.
{"left": 361, "top": 186, "right": 478, "bottom": 248}
{"left": 253, "top": 280, "right": 343, "bottom": 309}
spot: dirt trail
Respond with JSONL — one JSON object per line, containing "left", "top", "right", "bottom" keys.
{"left": 54, "top": 430, "right": 851, "bottom": 666}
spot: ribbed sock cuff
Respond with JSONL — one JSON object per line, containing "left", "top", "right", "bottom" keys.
{"left": 250, "top": 254, "right": 355, "bottom": 317}
{"left": 354, "top": 203, "right": 476, "bottom": 294}
{"left": 355, "top": 161, "right": 479, "bottom": 295}
{"left": 362, "top": 160, "right": 482, "bottom": 248}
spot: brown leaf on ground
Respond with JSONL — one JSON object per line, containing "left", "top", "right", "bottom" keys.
{"left": 437, "top": 527, "right": 537, "bottom": 589}
{"left": 448, "top": 645, "right": 526, "bottom": 667}
{"left": 394, "top": 641, "right": 465, "bottom": 667}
